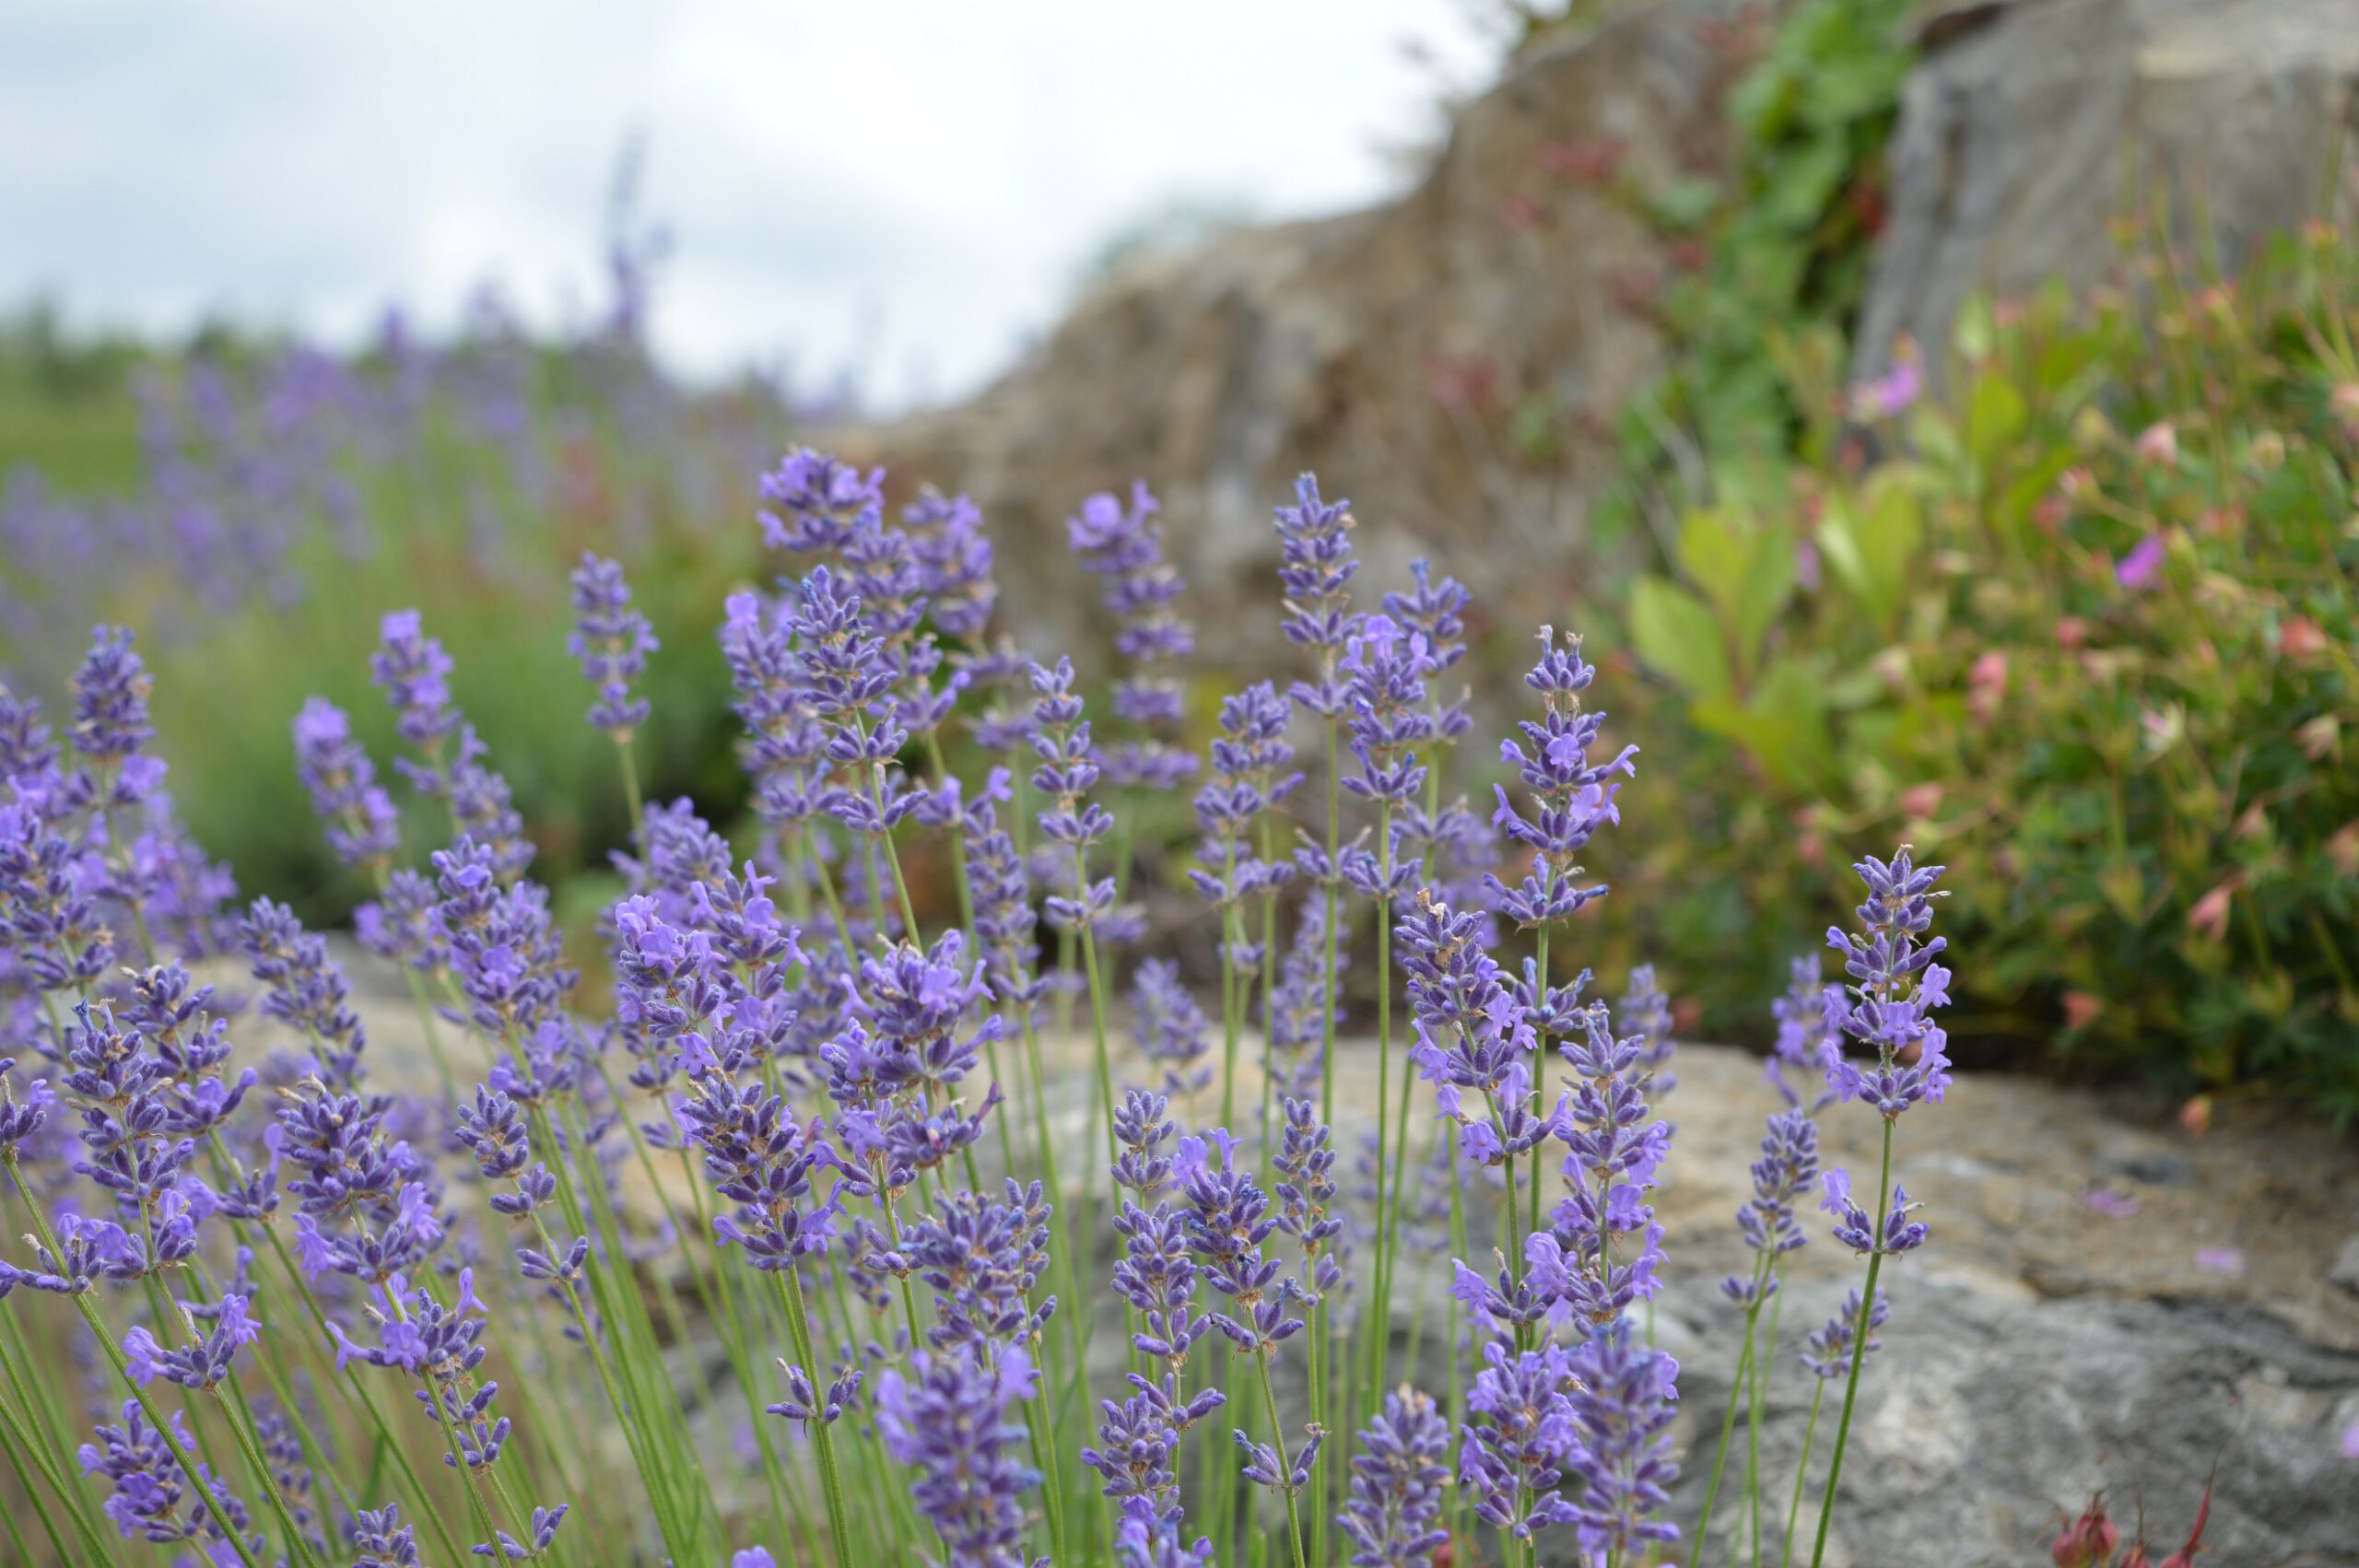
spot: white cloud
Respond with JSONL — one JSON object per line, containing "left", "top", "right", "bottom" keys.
{"left": 0, "top": 0, "right": 1499, "bottom": 406}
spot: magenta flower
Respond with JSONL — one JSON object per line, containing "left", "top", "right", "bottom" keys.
{"left": 2116, "top": 535, "right": 2166, "bottom": 589}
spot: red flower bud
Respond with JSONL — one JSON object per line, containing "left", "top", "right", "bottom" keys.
{"left": 2051, "top": 1500, "right": 2120, "bottom": 1566}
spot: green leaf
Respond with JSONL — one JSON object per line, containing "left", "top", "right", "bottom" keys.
{"left": 1966, "top": 372, "right": 2029, "bottom": 478}
{"left": 1731, "top": 518, "right": 1798, "bottom": 678}
{"left": 1692, "top": 654, "right": 1836, "bottom": 793}
{"left": 1628, "top": 578, "right": 1733, "bottom": 705}
{"left": 1953, "top": 293, "right": 1998, "bottom": 365}
{"left": 1675, "top": 507, "right": 1751, "bottom": 615}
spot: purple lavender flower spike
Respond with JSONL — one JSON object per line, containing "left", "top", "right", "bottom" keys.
{"left": 1116, "top": 1501, "right": 1216, "bottom": 1568}
{"left": 351, "top": 1502, "right": 421, "bottom": 1567}
{"left": 758, "top": 447, "right": 885, "bottom": 555}
{"left": 1485, "top": 626, "right": 1637, "bottom": 929}
{"left": 370, "top": 609, "right": 459, "bottom": 773}
{"left": 1768, "top": 954, "right": 1842, "bottom": 1111}
{"left": 1274, "top": 474, "right": 1359, "bottom": 717}
{"left": 1547, "top": 1002, "right": 1672, "bottom": 1327}
{"left": 1130, "top": 958, "right": 1212, "bottom": 1098}
{"left": 790, "top": 563, "right": 924, "bottom": 842}
{"left": 964, "top": 792, "right": 1044, "bottom": 1012}
{"left": 1562, "top": 1318, "right": 1682, "bottom": 1561}
{"left": 1458, "top": 1338, "right": 1579, "bottom": 1542}
{"left": 1264, "top": 898, "right": 1343, "bottom": 1100}
{"left": 1068, "top": 480, "right": 1197, "bottom": 790}
{"left": 241, "top": 897, "right": 370, "bottom": 1085}
{"left": 1802, "top": 1286, "right": 1891, "bottom": 1379}
{"left": 1397, "top": 893, "right": 1551, "bottom": 1171}
{"left": 1027, "top": 658, "right": 1118, "bottom": 929}
{"left": 79, "top": 1398, "right": 263, "bottom": 1562}
{"left": 904, "top": 486, "right": 999, "bottom": 642}
{"left": 71, "top": 624, "right": 156, "bottom": 766}
{"left": 1339, "top": 614, "right": 1437, "bottom": 818}
{"left": 875, "top": 1341, "right": 1042, "bottom": 1568}
{"left": 567, "top": 551, "right": 658, "bottom": 738}
{"left": 1617, "top": 963, "right": 1677, "bottom": 1093}
{"left": 1338, "top": 1387, "right": 1452, "bottom": 1568}
{"left": 898, "top": 1180, "right": 1058, "bottom": 1353}
{"left": 1722, "top": 1108, "right": 1818, "bottom": 1307}
{"left": 291, "top": 696, "right": 400, "bottom": 869}
{"left": 1819, "top": 848, "right": 1953, "bottom": 1118}
{"left": 0, "top": 796, "right": 115, "bottom": 990}
{"left": 1820, "top": 1170, "right": 1927, "bottom": 1257}
{"left": 1381, "top": 559, "right": 1473, "bottom": 745}
{"left": 0, "top": 1052, "right": 56, "bottom": 1156}
{"left": 470, "top": 1503, "right": 569, "bottom": 1561}
{"left": 121, "top": 1292, "right": 262, "bottom": 1390}
{"left": 355, "top": 867, "right": 448, "bottom": 975}
{"left": 1178, "top": 1128, "right": 1303, "bottom": 1356}
{"left": 1273, "top": 1097, "right": 1344, "bottom": 1306}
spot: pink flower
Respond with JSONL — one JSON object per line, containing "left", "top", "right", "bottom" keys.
{"left": 1967, "top": 651, "right": 2008, "bottom": 723}
{"left": 2277, "top": 615, "right": 2328, "bottom": 657}
{"left": 1850, "top": 357, "right": 1922, "bottom": 421}
{"left": 2061, "top": 991, "right": 2103, "bottom": 1030}
{"left": 2194, "top": 1246, "right": 2245, "bottom": 1276}
{"left": 2341, "top": 1422, "right": 2359, "bottom": 1460}
{"left": 2186, "top": 881, "right": 2236, "bottom": 942}
{"left": 2116, "top": 535, "right": 2167, "bottom": 590}
{"left": 2135, "top": 420, "right": 2178, "bottom": 467}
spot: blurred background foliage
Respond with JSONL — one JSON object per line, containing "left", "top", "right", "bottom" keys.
{"left": 1617, "top": 224, "right": 2359, "bottom": 1119}
{"left": 0, "top": 292, "right": 788, "bottom": 932}
{"left": 2, "top": 0, "right": 2353, "bottom": 1114}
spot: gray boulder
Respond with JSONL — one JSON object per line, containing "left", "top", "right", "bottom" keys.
{"left": 1856, "top": 0, "right": 2359, "bottom": 381}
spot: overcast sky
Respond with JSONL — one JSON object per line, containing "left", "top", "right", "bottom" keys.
{"left": 0, "top": 2, "right": 1500, "bottom": 407}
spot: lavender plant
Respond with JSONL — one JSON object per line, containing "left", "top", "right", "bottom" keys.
{"left": 0, "top": 443, "right": 1973, "bottom": 1568}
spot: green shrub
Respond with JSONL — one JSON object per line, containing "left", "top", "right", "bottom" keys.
{"left": 1620, "top": 220, "right": 2359, "bottom": 1114}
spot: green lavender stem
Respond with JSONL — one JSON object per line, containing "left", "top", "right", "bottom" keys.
{"left": 1780, "top": 1381, "right": 1828, "bottom": 1568}
{"left": 1689, "top": 1250, "right": 1774, "bottom": 1568}
{"left": 1808, "top": 1117, "right": 1895, "bottom": 1568}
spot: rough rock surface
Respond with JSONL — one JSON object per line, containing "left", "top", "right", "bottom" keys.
{"left": 305, "top": 938, "right": 2359, "bottom": 1566}
{"left": 846, "top": 0, "right": 1753, "bottom": 671}
{"left": 1856, "top": 0, "right": 2359, "bottom": 380}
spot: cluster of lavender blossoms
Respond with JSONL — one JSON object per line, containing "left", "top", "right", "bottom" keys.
{"left": 0, "top": 439, "right": 1962, "bottom": 1568}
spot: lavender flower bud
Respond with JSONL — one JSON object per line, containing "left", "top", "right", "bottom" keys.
{"left": 1274, "top": 474, "right": 1359, "bottom": 715}
{"left": 1820, "top": 848, "right": 1953, "bottom": 1117}
{"left": 1562, "top": 1318, "right": 1681, "bottom": 1560}
{"left": 1338, "top": 1387, "right": 1451, "bottom": 1568}
{"left": 875, "top": 1341, "right": 1042, "bottom": 1566}
{"left": 291, "top": 696, "right": 400, "bottom": 869}
{"left": 567, "top": 552, "right": 658, "bottom": 737}
{"left": 1802, "top": 1287, "right": 1891, "bottom": 1379}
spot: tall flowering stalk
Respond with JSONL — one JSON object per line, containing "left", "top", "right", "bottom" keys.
{"left": 566, "top": 550, "right": 658, "bottom": 842}
{"left": 1486, "top": 626, "right": 1637, "bottom": 1242}
{"left": 1027, "top": 657, "right": 1123, "bottom": 1168}
{"left": 1335, "top": 611, "right": 1435, "bottom": 1410}
{"left": 1068, "top": 481, "right": 1198, "bottom": 798}
{"left": 1688, "top": 1102, "right": 1817, "bottom": 1567}
{"left": 1273, "top": 474, "right": 1358, "bottom": 1133}
{"left": 1190, "top": 682, "right": 1299, "bottom": 1138}
{"left": 1091, "top": 1091, "right": 1226, "bottom": 1539}
{"left": 1180, "top": 1127, "right": 1319, "bottom": 1568}
{"left": 1336, "top": 1387, "right": 1450, "bottom": 1568}
{"left": 1808, "top": 849, "right": 1949, "bottom": 1568}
